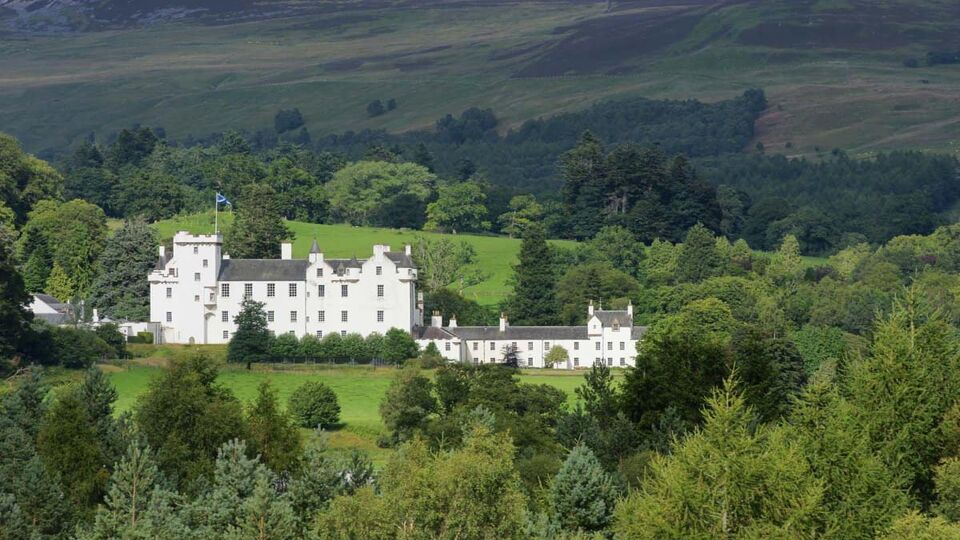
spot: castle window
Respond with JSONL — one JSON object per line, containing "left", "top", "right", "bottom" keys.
{"left": 528, "top": 342, "right": 533, "bottom": 351}
{"left": 607, "top": 358, "right": 613, "bottom": 366}
{"left": 267, "top": 311, "right": 274, "bottom": 322}
{"left": 340, "top": 330, "right": 347, "bottom": 337}
{"left": 490, "top": 342, "right": 495, "bottom": 351}
{"left": 445, "top": 342, "right": 451, "bottom": 352}
{"left": 341, "top": 310, "right": 348, "bottom": 322}
{"left": 203, "top": 259, "right": 208, "bottom": 268}
{"left": 193, "top": 246, "right": 198, "bottom": 254}
{"left": 341, "top": 284, "right": 348, "bottom": 297}
{"left": 607, "top": 342, "right": 613, "bottom": 351}
{"left": 472, "top": 342, "right": 478, "bottom": 351}
{"left": 620, "top": 358, "right": 625, "bottom": 366}
{"left": 377, "top": 310, "right": 384, "bottom": 322}
{"left": 223, "top": 331, "right": 229, "bottom": 339}
{"left": 317, "top": 268, "right": 323, "bottom": 277}
{"left": 319, "top": 311, "right": 325, "bottom": 322}
{"left": 376, "top": 266, "right": 382, "bottom": 276}
{"left": 267, "top": 283, "right": 275, "bottom": 297}
{"left": 318, "top": 285, "right": 325, "bottom": 297}
{"left": 221, "top": 284, "right": 230, "bottom": 297}
{"left": 194, "top": 295, "right": 200, "bottom": 302}
{"left": 377, "top": 284, "right": 384, "bottom": 297}
{"left": 221, "top": 311, "right": 229, "bottom": 322}
{"left": 574, "top": 357, "right": 580, "bottom": 367}
{"left": 574, "top": 342, "right": 579, "bottom": 350}
{"left": 528, "top": 358, "right": 533, "bottom": 366}
{"left": 620, "top": 342, "right": 625, "bottom": 350}
{"left": 166, "top": 287, "right": 172, "bottom": 298}
{"left": 244, "top": 283, "right": 253, "bottom": 299}
{"left": 290, "top": 311, "right": 297, "bottom": 322}
{"left": 544, "top": 341, "right": 550, "bottom": 349}
{"left": 288, "top": 283, "right": 297, "bottom": 297}
{"left": 595, "top": 342, "right": 601, "bottom": 351}
{"left": 194, "top": 273, "right": 200, "bottom": 282}
{"left": 316, "top": 330, "right": 323, "bottom": 338}
{"left": 166, "top": 312, "right": 172, "bottom": 322}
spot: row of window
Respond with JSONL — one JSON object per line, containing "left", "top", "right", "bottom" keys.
{"left": 212, "top": 283, "right": 387, "bottom": 299}
{"left": 215, "top": 309, "right": 387, "bottom": 324}
{"left": 316, "top": 266, "right": 384, "bottom": 277}
{"left": 469, "top": 340, "right": 628, "bottom": 351}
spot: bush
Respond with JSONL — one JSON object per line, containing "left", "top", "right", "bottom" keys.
{"left": 94, "top": 323, "right": 128, "bottom": 359}
{"left": 288, "top": 381, "right": 341, "bottom": 428}
{"left": 136, "top": 331, "right": 153, "bottom": 344}
{"left": 51, "top": 326, "right": 115, "bottom": 368}
{"left": 419, "top": 342, "right": 446, "bottom": 368}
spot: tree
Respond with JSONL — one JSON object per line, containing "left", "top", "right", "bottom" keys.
{"left": 134, "top": 353, "right": 247, "bottom": 490}
{"left": 0, "top": 226, "right": 35, "bottom": 368}
{"left": 410, "top": 235, "right": 479, "bottom": 292}
{"left": 590, "top": 225, "right": 645, "bottom": 278}
{"left": 544, "top": 345, "right": 568, "bottom": 368}
{"left": 560, "top": 131, "right": 608, "bottom": 239}
{"left": 327, "top": 161, "right": 435, "bottom": 228}
{"left": 504, "top": 223, "right": 560, "bottom": 325}
{"left": 79, "top": 366, "right": 125, "bottom": 464}
{"left": 424, "top": 181, "right": 490, "bottom": 233}
{"left": 288, "top": 381, "right": 341, "bottom": 429}
{"left": 366, "top": 100, "right": 385, "bottom": 117}
{"left": 2, "top": 367, "right": 47, "bottom": 439}
{"left": 497, "top": 194, "right": 543, "bottom": 238}
{"left": 676, "top": 222, "right": 721, "bottom": 283}
{"left": 81, "top": 443, "right": 186, "bottom": 540}
{"left": 879, "top": 512, "right": 960, "bottom": 539}
{"left": 767, "top": 233, "right": 805, "bottom": 286}
{"left": 556, "top": 261, "right": 639, "bottom": 325}
{"left": 36, "top": 390, "right": 109, "bottom": 513}
{"left": 274, "top": 108, "right": 304, "bottom": 134}
{"left": 246, "top": 382, "right": 303, "bottom": 473}
{"left": 227, "top": 299, "right": 273, "bottom": 365}
{"left": 379, "top": 369, "right": 437, "bottom": 444}
{"left": 576, "top": 360, "right": 619, "bottom": 427}
{"left": 226, "top": 474, "right": 298, "bottom": 540}
{"left": 613, "top": 379, "right": 824, "bottom": 538}
{"left": 382, "top": 327, "right": 419, "bottom": 364}
{"left": 224, "top": 183, "right": 291, "bottom": 259}
{"left": 550, "top": 445, "right": 619, "bottom": 534}
{"left": 111, "top": 169, "right": 185, "bottom": 221}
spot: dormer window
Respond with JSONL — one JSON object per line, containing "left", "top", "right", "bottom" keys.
{"left": 613, "top": 321, "right": 620, "bottom": 331}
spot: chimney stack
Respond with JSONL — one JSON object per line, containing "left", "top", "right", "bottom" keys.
{"left": 448, "top": 315, "right": 458, "bottom": 328}
{"left": 431, "top": 310, "right": 443, "bottom": 328}
{"left": 405, "top": 244, "right": 412, "bottom": 256}
{"left": 627, "top": 300, "right": 633, "bottom": 318}
{"left": 588, "top": 300, "right": 595, "bottom": 317}
{"left": 499, "top": 312, "right": 508, "bottom": 332}
{"left": 281, "top": 242, "right": 292, "bottom": 260}
{"left": 158, "top": 246, "right": 165, "bottom": 258}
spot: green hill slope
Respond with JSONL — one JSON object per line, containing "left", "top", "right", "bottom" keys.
{"left": 2, "top": 1, "right": 960, "bottom": 157}
{"left": 152, "top": 212, "right": 578, "bottom": 307}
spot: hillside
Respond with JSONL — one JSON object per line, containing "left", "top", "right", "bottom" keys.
{"left": 2, "top": 0, "right": 960, "bottom": 157}
{"left": 151, "top": 211, "right": 579, "bottom": 307}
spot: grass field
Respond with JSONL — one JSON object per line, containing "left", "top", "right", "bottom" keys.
{"left": 101, "top": 344, "right": 597, "bottom": 462}
{"left": 2, "top": 1, "right": 960, "bottom": 157}
{"left": 152, "top": 211, "right": 578, "bottom": 306}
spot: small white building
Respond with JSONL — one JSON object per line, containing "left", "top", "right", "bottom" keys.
{"left": 149, "top": 232, "right": 420, "bottom": 344}
{"left": 29, "top": 294, "right": 73, "bottom": 326}
{"left": 415, "top": 302, "right": 647, "bottom": 369}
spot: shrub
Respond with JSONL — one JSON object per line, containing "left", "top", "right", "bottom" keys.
{"left": 419, "top": 342, "right": 446, "bottom": 369}
{"left": 288, "top": 381, "right": 341, "bottom": 428}
{"left": 51, "top": 327, "right": 114, "bottom": 368}
{"left": 136, "top": 331, "right": 153, "bottom": 344}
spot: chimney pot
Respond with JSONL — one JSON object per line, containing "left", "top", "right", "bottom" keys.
{"left": 280, "top": 242, "right": 293, "bottom": 260}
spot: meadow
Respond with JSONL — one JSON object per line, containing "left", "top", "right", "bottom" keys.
{"left": 104, "top": 344, "right": 596, "bottom": 462}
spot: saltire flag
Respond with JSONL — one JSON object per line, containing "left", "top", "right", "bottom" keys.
{"left": 216, "top": 193, "right": 231, "bottom": 205}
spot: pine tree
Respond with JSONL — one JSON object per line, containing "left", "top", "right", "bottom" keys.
{"left": 224, "top": 183, "right": 292, "bottom": 259}
{"left": 676, "top": 222, "right": 721, "bottom": 283}
{"left": 224, "top": 475, "right": 298, "bottom": 540}
{"left": 44, "top": 261, "right": 74, "bottom": 302}
{"left": 2, "top": 367, "right": 47, "bottom": 439}
{"left": 767, "top": 234, "right": 804, "bottom": 286}
{"left": 0, "top": 493, "right": 29, "bottom": 540}
{"left": 246, "top": 381, "right": 303, "bottom": 473}
{"left": 549, "top": 444, "right": 619, "bottom": 534}
{"left": 80, "top": 367, "right": 125, "bottom": 464}
{"left": 504, "top": 223, "right": 560, "bottom": 325}
{"left": 287, "top": 445, "right": 345, "bottom": 533}
{"left": 35, "top": 390, "right": 108, "bottom": 514}
{"left": 560, "top": 131, "right": 609, "bottom": 239}
{"left": 89, "top": 219, "right": 158, "bottom": 321}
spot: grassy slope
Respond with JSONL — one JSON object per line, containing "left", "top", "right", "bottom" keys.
{"left": 152, "top": 211, "right": 578, "bottom": 306}
{"left": 2, "top": 1, "right": 959, "bottom": 157}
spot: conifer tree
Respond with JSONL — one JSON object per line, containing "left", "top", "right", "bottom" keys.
{"left": 224, "top": 183, "right": 291, "bottom": 259}
{"left": 676, "top": 222, "right": 721, "bottom": 283}
{"left": 79, "top": 367, "right": 125, "bottom": 464}
{"left": 227, "top": 299, "right": 272, "bottom": 365}
{"left": 89, "top": 219, "right": 158, "bottom": 321}
{"left": 504, "top": 223, "right": 560, "bottom": 325}
{"left": 767, "top": 234, "right": 805, "bottom": 286}
{"left": 560, "top": 131, "right": 608, "bottom": 239}
{"left": 245, "top": 381, "right": 302, "bottom": 473}
{"left": 549, "top": 444, "right": 619, "bottom": 534}
{"left": 44, "top": 262, "right": 74, "bottom": 302}
{"left": 224, "top": 475, "right": 298, "bottom": 540}
{"left": 2, "top": 367, "right": 47, "bottom": 439}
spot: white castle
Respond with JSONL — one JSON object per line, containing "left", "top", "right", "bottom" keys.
{"left": 149, "top": 232, "right": 645, "bottom": 368}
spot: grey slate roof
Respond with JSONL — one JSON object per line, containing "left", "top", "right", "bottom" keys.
{"left": 326, "top": 258, "right": 363, "bottom": 270}
{"left": 594, "top": 310, "right": 633, "bottom": 327}
{"left": 218, "top": 259, "right": 310, "bottom": 281}
{"left": 385, "top": 252, "right": 415, "bottom": 268}
{"left": 414, "top": 326, "right": 459, "bottom": 340}
{"left": 34, "top": 293, "right": 64, "bottom": 307}
{"left": 35, "top": 313, "right": 71, "bottom": 325}
{"left": 310, "top": 239, "right": 321, "bottom": 254}
{"left": 444, "top": 326, "right": 589, "bottom": 340}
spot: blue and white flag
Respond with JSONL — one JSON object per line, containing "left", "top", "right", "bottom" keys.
{"left": 216, "top": 193, "right": 231, "bottom": 205}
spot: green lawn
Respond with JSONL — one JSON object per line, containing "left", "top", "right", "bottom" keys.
{"left": 152, "top": 211, "right": 578, "bottom": 306}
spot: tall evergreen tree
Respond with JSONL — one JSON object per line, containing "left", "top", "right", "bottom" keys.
{"left": 676, "top": 222, "right": 721, "bottom": 283}
{"left": 227, "top": 299, "right": 272, "bottom": 365}
{"left": 89, "top": 219, "right": 158, "bottom": 321}
{"left": 79, "top": 367, "right": 125, "bottom": 464}
{"left": 224, "top": 183, "right": 291, "bottom": 259}
{"left": 560, "top": 131, "right": 608, "bottom": 239}
{"left": 2, "top": 367, "right": 47, "bottom": 439}
{"left": 549, "top": 444, "right": 619, "bottom": 534}
{"left": 504, "top": 223, "right": 560, "bottom": 325}
{"left": 245, "top": 381, "right": 302, "bottom": 473}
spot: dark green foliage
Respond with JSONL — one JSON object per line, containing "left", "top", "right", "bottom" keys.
{"left": 734, "top": 328, "right": 807, "bottom": 421}
{"left": 676, "top": 223, "right": 722, "bottom": 283}
{"left": 89, "top": 219, "right": 157, "bottom": 321}
{"left": 227, "top": 299, "right": 272, "bottom": 364}
{"left": 590, "top": 225, "right": 645, "bottom": 278}
{"left": 133, "top": 353, "right": 247, "bottom": 490}
{"left": 274, "top": 108, "right": 304, "bottom": 134}
{"left": 2, "top": 367, "right": 47, "bottom": 439}
{"left": 36, "top": 390, "right": 109, "bottom": 513}
{"left": 504, "top": 223, "right": 560, "bottom": 325}
{"left": 556, "top": 261, "right": 639, "bottom": 324}
{"left": 79, "top": 367, "right": 125, "bottom": 465}
{"left": 549, "top": 444, "right": 619, "bottom": 534}
{"left": 106, "top": 127, "right": 159, "bottom": 169}
{"left": 423, "top": 288, "right": 495, "bottom": 326}
{"left": 223, "top": 183, "right": 291, "bottom": 259}
{"left": 366, "top": 100, "right": 385, "bottom": 117}
{"left": 50, "top": 326, "right": 115, "bottom": 367}
{"left": 246, "top": 382, "right": 303, "bottom": 473}
{"left": 94, "top": 323, "right": 127, "bottom": 359}
{"left": 381, "top": 327, "right": 419, "bottom": 364}
{"left": 288, "top": 381, "right": 341, "bottom": 429}
{"left": 379, "top": 369, "right": 437, "bottom": 444}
